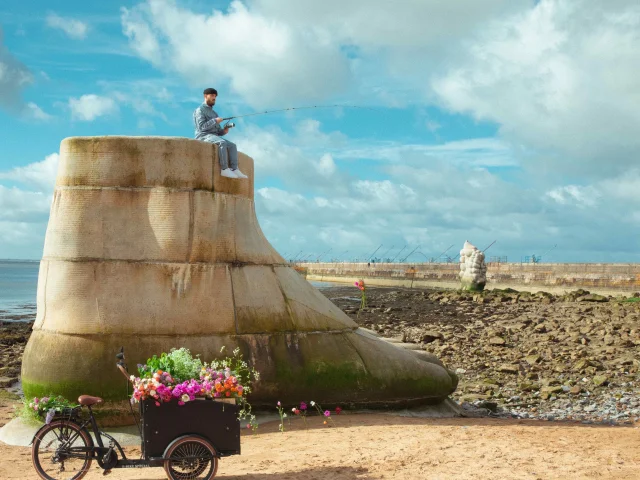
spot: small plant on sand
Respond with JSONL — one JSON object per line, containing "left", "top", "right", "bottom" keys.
{"left": 354, "top": 279, "right": 367, "bottom": 314}
{"left": 310, "top": 400, "right": 336, "bottom": 427}
{"left": 276, "top": 401, "right": 287, "bottom": 432}
{"left": 292, "top": 401, "right": 309, "bottom": 429}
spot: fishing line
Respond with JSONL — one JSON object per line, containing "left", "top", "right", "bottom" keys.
{"left": 221, "top": 104, "right": 379, "bottom": 122}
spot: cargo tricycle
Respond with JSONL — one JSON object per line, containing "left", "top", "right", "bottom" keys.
{"left": 31, "top": 349, "right": 240, "bottom": 479}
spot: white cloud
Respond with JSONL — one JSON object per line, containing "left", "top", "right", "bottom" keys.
{"left": 431, "top": 0, "right": 640, "bottom": 176}
{"left": 545, "top": 185, "right": 600, "bottom": 208}
{"left": 316, "top": 154, "right": 336, "bottom": 177}
{"left": 120, "top": 0, "right": 352, "bottom": 107}
{"left": 0, "top": 153, "right": 59, "bottom": 192}
{"left": 0, "top": 154, "right": 58, "bottom": 258}
{"left": 46, "top": 13, "right": 89, "bottom": 40}
{"left": 0, "top": 186, "right": 52, "bottom": 222}
{"left": 0, "top": 29, "right": 33, "bottom": 112}
{"left": 24, "top": 102, "right": 53, "bottom": 121}
{"left": 68, "top": 94, "right": 118, "bottom": 121}
{"left": 238, "top": 116, "right": 640, "bottom": 262}
{"left": 249, "top": 0, "right": 527, "bottom": 49}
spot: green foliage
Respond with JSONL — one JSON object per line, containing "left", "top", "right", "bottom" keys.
{"left": 168, "top": 348, "right": 203, "bottom": 381}
{"left": 207, "top": 346, "right": 260, "bottom": 397}
{"left": 20, "top": 395, "right": 78, "bottom": 424}
{"left": 137, "top": 348, "right": 203, "bottom": 382}
{"left": 138, "top": 352, "right": 174, "bottom": 378}
{"left": 207, "top": 346, "right": 260, "bottom": 431}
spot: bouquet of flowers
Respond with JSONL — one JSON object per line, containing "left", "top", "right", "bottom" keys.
{"left": 130, "top": 347, "right": 259, "bottom": 429}
{"left": 22, "top": 395, "right": 78, "bottom": 424}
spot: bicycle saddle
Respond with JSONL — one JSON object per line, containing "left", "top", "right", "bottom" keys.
{"left": 78, "top": 395, "right": 103, "bottom": 406}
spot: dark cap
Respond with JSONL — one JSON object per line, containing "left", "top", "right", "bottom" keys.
{"left": 203, "top": 88, "right": 218, "bottom": 95}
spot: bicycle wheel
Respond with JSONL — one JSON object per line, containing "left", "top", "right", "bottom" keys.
{"left": 164, "top": 435, "right": 218, "bottom": 480}
{"left": 32, "top": 419, "right": 93, "bottom": 480}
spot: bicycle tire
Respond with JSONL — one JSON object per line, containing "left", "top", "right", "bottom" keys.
{"left": 164, "top": 435, "right": 218, "bottom": 480}
{"left": 32, "top": 419, "right": 93, "bottom": 480}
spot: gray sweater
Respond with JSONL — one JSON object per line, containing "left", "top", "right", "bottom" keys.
{"left": 193, "top": 103, "right": 223, "bottom": 139}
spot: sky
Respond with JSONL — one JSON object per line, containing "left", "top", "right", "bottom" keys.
{"left": 1, "top": 0, "right": 640, "bottom": 263}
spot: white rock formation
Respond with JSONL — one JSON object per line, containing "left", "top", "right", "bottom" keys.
{"left": 459, "top": 240, "right": 487, "bottom": 291}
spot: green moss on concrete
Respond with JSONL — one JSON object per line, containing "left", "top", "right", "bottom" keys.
{"left": 22, "top": 378, "right": 129, "bottom": 403}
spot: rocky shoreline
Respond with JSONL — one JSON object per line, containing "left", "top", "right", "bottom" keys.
{"left": 324, "top": 286, "right": 640, "bottom": 425}
{"left": 2, "top": 285, "right": 640, "bottom": 425}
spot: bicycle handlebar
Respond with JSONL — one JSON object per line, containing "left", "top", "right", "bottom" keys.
{"left": 115, "top": 347, "right": 131, "bottom": 381}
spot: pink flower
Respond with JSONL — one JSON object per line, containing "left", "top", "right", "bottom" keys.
{"left": 277, "top": 401, "right": 281, "bottom": 407}
{"left": 335, "top": 406, "right": 342, "bottom": 415}
{"left": 300, "top": 402, "right": 307, "bottom": 411}
{"left": 155, "top": 401, "right": 160, "bottom": 407}
{"left": 324, "top": 410, "right": 330, "bottom": 417}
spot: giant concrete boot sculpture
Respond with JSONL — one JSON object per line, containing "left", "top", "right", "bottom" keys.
{"left": 22, "top": 137, "right": 457, "bottom": 412}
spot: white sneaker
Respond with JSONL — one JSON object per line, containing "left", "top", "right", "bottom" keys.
{"left": 232, "top": 169, "right": 248, "bottom": 179}
{"left": 221, "top": 168, "right": 238, "bottom": 179}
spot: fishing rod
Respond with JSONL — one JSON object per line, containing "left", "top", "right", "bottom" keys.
{"left": 221, "top": 104, "right": 378, "bottom": 122}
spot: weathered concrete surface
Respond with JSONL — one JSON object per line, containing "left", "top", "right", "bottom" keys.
{"left": 302, "top": 262, "right": 640, "bottom": 294}
{"left": 21, "top": 136, "right": 456, "bottom": 412}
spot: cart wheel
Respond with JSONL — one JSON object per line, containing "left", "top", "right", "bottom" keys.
{"left": 164, "top": 435, "right": 218, "bottom": 480}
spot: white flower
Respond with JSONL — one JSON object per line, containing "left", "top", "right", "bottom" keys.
{"left": 181, "top": 394, "right": 190, "bottom": 403}
{"left": 310, "top": 401, "right": 315, "bottom": 406}
{"left": 149, "top": 390, "right": 156, "bottom": 397}
{"left": 283, "top": 413, "right": 287, "bottom": 418}
{"left": 292, "top": 407, "right": 296, "bottom": 412}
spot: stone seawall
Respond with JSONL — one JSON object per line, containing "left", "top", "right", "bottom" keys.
{"left": 300, "top": 262, "right": 640, "bottom": 295}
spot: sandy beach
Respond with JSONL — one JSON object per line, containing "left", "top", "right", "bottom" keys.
{"left": 1, "top": 399, "right": 639, "bottom": 480}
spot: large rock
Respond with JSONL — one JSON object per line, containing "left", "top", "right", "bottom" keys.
{"left": 21, "top": 136, "right": 456, "bottom": 412}
{"left": 459, "top": 241, "right": 487, "bottom": 291}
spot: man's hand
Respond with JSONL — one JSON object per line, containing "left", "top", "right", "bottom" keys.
{"left": 223, "top": 127, "right": 230, "bottom": 135}
{"left": 215, "top": 117, "right": 223, "bottom": 124}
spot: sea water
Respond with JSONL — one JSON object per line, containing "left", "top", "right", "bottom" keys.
{"left": 0, "top": 260, "right": 39, "bottom": 321}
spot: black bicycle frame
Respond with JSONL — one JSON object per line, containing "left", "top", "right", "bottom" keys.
{"left": 47, "top": 406, "right": 161, "bottom": 469}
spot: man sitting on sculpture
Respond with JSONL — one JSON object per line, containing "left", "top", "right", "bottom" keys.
{"left": 193, "top": 87, "right": 248, "bottom": 179}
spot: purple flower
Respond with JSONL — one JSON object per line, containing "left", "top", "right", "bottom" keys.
{"left": 45, "top": 409, "right": 55, "bottom": 424}
{"left": 300, "top": 402, "right": 307, "bottom": 411}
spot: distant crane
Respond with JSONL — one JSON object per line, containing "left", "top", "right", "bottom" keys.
{"left": 380, "top": 245, "right": 395, "bottom": 260}
{"left": 366, "top": 244, "right": 383, "bottom": 261}
{"left": 433, "top": 244, "right": 454, "bottom": 262}
{"left": 316, "top": 248, "right": 332, "bottom": 262}
{"left": 401, "top": 245, "right": 421, "bottom": 262}
{"left": 390, "top": 245, "right": 407, "bottom": 262}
